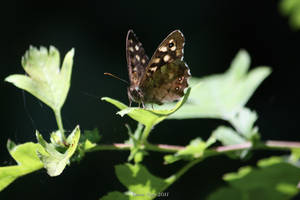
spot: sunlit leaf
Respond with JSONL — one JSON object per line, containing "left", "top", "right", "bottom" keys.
{"left": 5, "top": 46, "right": 74, "bottom": 111}
{"left": 0, "top": 141, "right": 45, "bottom": 191}
{"left": 280, "top": 0, "right": 300, "bottom": 30}
{"left": 168, "top": 50, "right": 271, "bottom": 120}
{"left": 228, "top": 107, "right": 258, "bottom": 139}
{"left": 114, "top": 163, "right": 168, "bottom": 200}
{"left": 212, "top": 126, "right": 247, "bottom": 146}
{"left": 36, "top": 125, "right": 80, "bottom": 176}
{"left": 207, "top": 156, "right": 300, "bottom": 200}
{"left": 212, "top": 126, "right": 251, "bottom": 159}
{"left": 102, "top": 87, "right": 190, "bottom": 127}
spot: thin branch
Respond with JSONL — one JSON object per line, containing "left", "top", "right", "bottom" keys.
{"left": 214, "top": 142, "right": 252, "bottom": 152}
{"left": 87, "top": 140, "right": 300, "bottom": 154}
{"left": 265, "top": 140, "right": 300, "bottom": 149}
{"left": 53, "top": 108, "right": 65, "bottom": 141}
{"left": 164, "top": 158, "right": 202, "bottom": 190}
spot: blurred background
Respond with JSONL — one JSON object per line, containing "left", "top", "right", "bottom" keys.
{"left": 1, "top": 0, "right": 300, "bottom": 199}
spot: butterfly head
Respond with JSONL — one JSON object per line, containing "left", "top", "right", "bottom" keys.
{"left": 127, "top": 85, "right": 143, "bottom": 103}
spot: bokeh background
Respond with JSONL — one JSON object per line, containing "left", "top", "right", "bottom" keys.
{"left": 1, "top": 1, "right": 300, "bottom": 199}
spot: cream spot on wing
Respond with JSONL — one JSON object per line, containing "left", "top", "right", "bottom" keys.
{"left": 150, "top": 66, "right": 157, "bottom": 71}
{"left": 135, "top": 55, "right": 140, "bottom": 61}
{"left": 163, "top": 54, "right": 170, "bottom": 62}
{"left": 129, "top": 39, "right": 133, "bottom": 43}
{"left": 178, "top": 77, "right": 184, "bottom": 83}
{"left": 153, "top": 58, "right": 160, "bottom": 63}
{"left": 176, "top": 49, "right": 181, "bottom": 56}
{"left": 135, "top": 44, "right": 139, "bottom": 51}
{"left": 142, "top": 58, "right": 146, "bottom": 64}
{"left": 129, "top": 47, "right": 134, "bottom": 52}
{"left": 159, "top": 46, "right": 168, "bottom": 52}
{"left": 170, "top": 45, "right": 176, "bottom": 51}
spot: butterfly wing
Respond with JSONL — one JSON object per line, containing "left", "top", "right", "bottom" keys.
{"left": 126, "top": 30, "right": 149, "bottom": 87}
{"left": 140, "top": 30, "right": 191, "bottom": 104}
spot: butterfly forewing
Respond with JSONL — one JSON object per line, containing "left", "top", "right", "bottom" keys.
{"left": 139, "top": 30, "right": 191, "bottom": 104}
{"left": 126, "top": 30, "right": 149, "bottom": 87}
{"left": 146, "top": 30, "right": 185, "bottom": 70}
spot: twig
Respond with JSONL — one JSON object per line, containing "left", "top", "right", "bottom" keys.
{"left": 87, "top": 140, "right": 300, "bottom": 154}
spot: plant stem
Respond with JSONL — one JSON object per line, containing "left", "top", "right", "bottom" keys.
{"left": 87, "top": 140, "right": 300, "bottom": 154}
{"left": 145, "top": 143, "right": 184, "bottom": 153}
{"left": 164, "top": 158, "right": 202, "bottom": 189}
{"left": 54, "top": 108, "right": 65, "bottom": 141}
{"left": 86, "top": 143, "right": 183, "bottom": 153}
{"left": 141, "top": 125, "right": 152, "bottom": 144}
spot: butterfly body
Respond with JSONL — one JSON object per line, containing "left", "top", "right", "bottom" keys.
{"left": 126, "top": 30, "right": 191, "bottom": 106}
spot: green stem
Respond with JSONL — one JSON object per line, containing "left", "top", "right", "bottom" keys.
{"left": 164, "top": 158, "right": 202, "bottom": 190}
{"left": 87, "top": 144, "right": 131, "bottom": 152}
{"left": 54, "top": 108, "right": 65, "bottom": 141}
{"left": 141, "top": 125, "right": 152, "bottom": 144}
{"left": 87, "top": 143, "right": 182, "bottom": 153}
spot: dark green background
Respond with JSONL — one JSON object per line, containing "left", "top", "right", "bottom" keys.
{"left": 1, "top": 1, "right": 300, "bottom": 199}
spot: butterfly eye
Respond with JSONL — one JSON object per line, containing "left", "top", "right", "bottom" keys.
{"left": 169, "top": 42, "right": 174, "bottom": 48}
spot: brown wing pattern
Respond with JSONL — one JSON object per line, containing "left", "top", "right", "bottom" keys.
{"left": 126, "top": 30, "right": 149, "bottom": 87}
{"left": 140, "top": 30, "right": 191, "bottom": 104}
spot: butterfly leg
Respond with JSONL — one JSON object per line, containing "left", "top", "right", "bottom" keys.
{"left": 128, "top": 93, "right": 132, "bottom": 107}
{"left": 141, "top": 101, "right": 145, "bottom": 109}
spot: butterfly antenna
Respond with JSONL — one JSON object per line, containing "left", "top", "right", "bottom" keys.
{"left": 104, "top": 72, "right": 129, "bottom": 85}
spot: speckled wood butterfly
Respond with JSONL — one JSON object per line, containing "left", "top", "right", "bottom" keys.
{"left": 107, "top": 30, "right": 191, "bottom": 107}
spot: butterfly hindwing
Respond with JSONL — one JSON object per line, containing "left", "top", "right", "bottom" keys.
{"left": 126, "top": 30, "right": 149, "bottom": 87}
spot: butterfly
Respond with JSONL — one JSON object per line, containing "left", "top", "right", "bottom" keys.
{"left": 125, "top": 30, "right": 191, "bottom": 107}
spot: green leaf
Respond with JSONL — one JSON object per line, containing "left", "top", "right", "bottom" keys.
{"left": 49, "top": 130, "right": 66, "bottom": 148}
{"left": 36, "top": 125, "right": 80, "bottom": 176}
{"left": 100, "top": 191, "right": 129, "bottom": 200}
{"left": 102, "top": 87, "right": 191, "bottom": 127}
{"left": 290, "top": 148, "right": 300, "bottom": 163}
{"left": 280, "top": 0, "right": 300, "bottom": 30}
{"left": 212, "top": 126, "right": 251, "bottom": 159}
{"left": 0, "top": 141, "right": 46, "bottom": 191}
{"left": 80, "top": 128, "right": 101, "bottom": 150}
{"left": 228, "top": 107, "right": 258, "bottom": 139}
{"left": 207, "top": 156, "right": 300, "bottom": 200}
{"left": 115, "top": 163, "right": 168, "bottom": 200}
{"left": 168, "top": 50, "right": 271, "bottom": 120}
{"left": 164, "top": 137, "right": 216, "bottom": 164}
{"left": 212, "top": 126, "right": 247, "bottom": 146}
{"left": 5, "top": 46, "right": 74, "bottom": 111}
